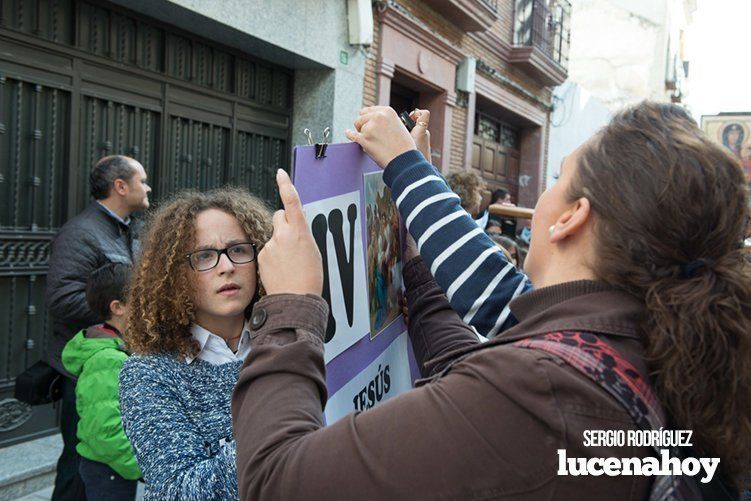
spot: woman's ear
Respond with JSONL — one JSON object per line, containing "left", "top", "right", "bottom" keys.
{"left": 549, "top": 197, "right": 591, "bottom": 243}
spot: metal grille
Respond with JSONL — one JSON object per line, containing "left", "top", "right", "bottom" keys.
{"left": 0, "top": 0, "right": 75, "bottom": 44}
{"left": 0, "top": 0, "right": 292, "bottom": 446}
{"left": 473, "top": 111, "right": 521, "bottom": 198}
{"left": 233, "top": 130, "right": 284, "bottom": 203}
{"left": 0, "top": 78, "right": 69, "bottom": 232}
{"left": 0, "top": 76, "right": 70, "bottom": 435}
{"left": 164, "top": 116, "right": 229, "bottom": 193}
{"left": 514, "top": 0, "right": 571, "bottom": 67}
{"left": 475, "top": 112, "right": 520, "bottom": 150}
{"left": 501, "top": 127, "right": 518, "bottom": 149}
{"left": 478, "top": 116, "right": 500, "bottom": 142}
{"left": 76, "top": 2, "right": 165, "bottom": 72}
{"left": 479, "top": 0, "right": 498, "bottom": 13}
{"left": 78, "top": 96, "right": 161, "bottom": 212}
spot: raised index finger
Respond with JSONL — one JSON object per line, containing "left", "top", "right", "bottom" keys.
{"left": 276, "top": 169, "right": 306, "bottom": 226}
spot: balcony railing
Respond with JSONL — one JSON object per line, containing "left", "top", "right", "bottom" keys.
{"left": 480, "top": 0, "right": 498, "bottom": 12}
{"left": 513, "top": 0, "right": 571, "bottom": 67}
{"left": 421, "top": 0, "right": 499, "bottom": 31}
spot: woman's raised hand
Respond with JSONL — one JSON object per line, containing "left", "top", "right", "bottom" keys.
{"left": 258, "top": 169, "right": 323, "bottom": 296}
{"left": 345, "top": 106, "right": 417, "bottom": 169}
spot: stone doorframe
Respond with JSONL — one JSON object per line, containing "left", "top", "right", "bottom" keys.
{"left": 375, "top": 6, "right": 464, "bottom": 173}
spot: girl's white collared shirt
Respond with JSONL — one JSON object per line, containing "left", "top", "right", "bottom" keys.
{"left": 185, "top": 321, "right": 252, "bottom": 365}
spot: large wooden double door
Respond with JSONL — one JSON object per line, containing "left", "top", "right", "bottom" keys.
{"left": 471, "top": 111, "right": 520, "bottom": 201}
{"left": 0, "top": 0, "right": 292, "bottom": 446}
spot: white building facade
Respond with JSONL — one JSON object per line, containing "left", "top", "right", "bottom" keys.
{"left": 546, "top": 0, "right": 697, "bottom": 186}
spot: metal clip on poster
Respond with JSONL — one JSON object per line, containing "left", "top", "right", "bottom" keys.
{"left": 304, "top": 127, "right": 331, "bottom": 159}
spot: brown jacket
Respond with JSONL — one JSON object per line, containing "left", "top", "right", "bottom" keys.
{"left": 232, "top": 257, "right": 654, "bottom": 500}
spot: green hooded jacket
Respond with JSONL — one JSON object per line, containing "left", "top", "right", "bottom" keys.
{"left": 62, "top": 325, "right": 141, "bottom": 480}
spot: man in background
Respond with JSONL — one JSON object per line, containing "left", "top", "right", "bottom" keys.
{"left": 45, "top": 155, "right": 150, "bottom": 500}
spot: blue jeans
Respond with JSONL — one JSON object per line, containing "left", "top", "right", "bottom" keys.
{"left": 52, "top": 376, "right": 86, "bottom": 501}
{"left": 78, "top": 458, "right": 137, "bottom": 501}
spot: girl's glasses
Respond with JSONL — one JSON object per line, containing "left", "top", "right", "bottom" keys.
{"left": 186, "top": 243, "right": 256, "bottom": 271}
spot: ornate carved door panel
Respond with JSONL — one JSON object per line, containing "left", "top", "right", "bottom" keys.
{"left": 471, "top": 111, "right": 521, "bottom": 201}
{"left": 0, "top": 0, "right": 292, "bottom": 446}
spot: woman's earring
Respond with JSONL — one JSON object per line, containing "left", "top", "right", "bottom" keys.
{"left": 548, "top": 225, "right": 556, "bottom": 238}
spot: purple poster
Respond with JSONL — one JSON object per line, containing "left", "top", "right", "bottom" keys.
{"left": 292, "top": 142, "right": 418, "bottom": 424}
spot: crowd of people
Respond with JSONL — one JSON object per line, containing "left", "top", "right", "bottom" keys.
{"left": 39, "top": 101, "right": 750, "bottom": 500}
{"left": 445, "top": 172, "right": 529, "bottom": 269}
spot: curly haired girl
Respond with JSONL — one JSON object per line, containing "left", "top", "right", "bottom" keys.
{"left": 118, "top": 187, "right": 272, "bottom": 500}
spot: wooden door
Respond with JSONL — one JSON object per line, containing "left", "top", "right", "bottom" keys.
{"left": 471, "top": 111, "right": 521, "bottom": 202}
{"left": 0, "top": 0, "right": 292, "bottom": 447}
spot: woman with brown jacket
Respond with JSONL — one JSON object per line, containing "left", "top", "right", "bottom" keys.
{"left": 231, "top": 102, "right": 750, "bottom": 499}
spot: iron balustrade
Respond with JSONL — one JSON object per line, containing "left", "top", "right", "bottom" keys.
{"left": 480, "top": 0, "right": 498, "bottom": 13}
{"left": 514, "top": 0, "right": 571, "bottom": 67}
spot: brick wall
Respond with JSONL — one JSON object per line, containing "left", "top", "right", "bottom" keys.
{"left": 450, "top": 102, "right": 468, "bottom": 172}
{"left": 363, "top": 0, "right": 555, "bottom": 175}
{"left": 362, "top": 14, "right": 380, "bottom": 107}
{"left": 392, "top": 0, "right": 550, "bottom": 104}
{"left": 495, "top": 0, "right": 514, "bottom": 42}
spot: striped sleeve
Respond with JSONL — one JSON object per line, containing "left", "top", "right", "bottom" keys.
{"left": 383, "top": 150, "right": 533, "bottom": 337}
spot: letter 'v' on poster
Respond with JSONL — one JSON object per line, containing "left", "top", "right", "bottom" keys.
{"left": 292, "top": 142, "right": 419, "bottom": 424}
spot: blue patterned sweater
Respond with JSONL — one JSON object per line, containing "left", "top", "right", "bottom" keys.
{"left": 383, "top": 150, "right": 533, "bottom": 337}
{"left": 119, "top": 354, "right": 241, "bottom": 500}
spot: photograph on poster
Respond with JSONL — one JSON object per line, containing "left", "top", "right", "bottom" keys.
{"left": 364, "top": 171, "right": 403, "bottom": 339}
{"left": 304, "top": 191, "right": 371, "bottom": 363}
{"left": 701, "top": 114, "right": 751, "bottom": 183}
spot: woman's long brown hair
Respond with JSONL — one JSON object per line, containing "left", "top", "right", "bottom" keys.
{"left": 569, "top": 102, "right": 751, "bottom": 485}
{"left": 125, "top": 187, "right": 273, "bottom": 358}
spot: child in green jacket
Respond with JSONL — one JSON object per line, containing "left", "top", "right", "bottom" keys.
{"left": 62, "top": 262, "right": 141, "bottom": 500}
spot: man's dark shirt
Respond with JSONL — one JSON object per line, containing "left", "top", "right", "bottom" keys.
{"left": 45, "top": 202, "right": 141, "bottom": 377}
